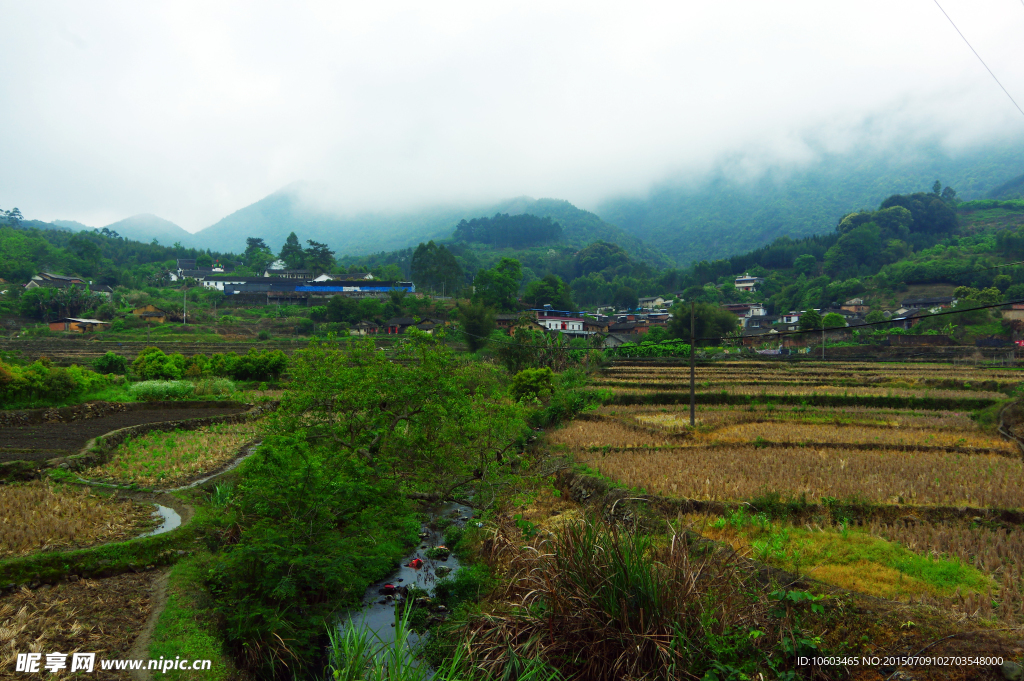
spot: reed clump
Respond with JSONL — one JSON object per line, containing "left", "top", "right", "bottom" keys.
{"left": 457, "top": 514, "right": 811, "bottom": 680}
{"left": 0, "top": 481, "right": 151, "bottom": 557}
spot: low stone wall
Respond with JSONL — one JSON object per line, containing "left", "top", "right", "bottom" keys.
{"left": 0, "top": 399, "right": 244, "bottom": 428}
{"left": 0, "top": 401, "right": 277, "bottom": 483}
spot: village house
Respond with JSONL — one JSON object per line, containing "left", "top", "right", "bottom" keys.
{"left": 841, "top": 298, "right": 870, "bottom": 314}
{"left": 638, "top": 296, "right": 665, "bottom": 310}
{"left": 350, "top": 321, "right": 380, "bottom": 335}
{"left": 1002, "top": 303, "right": 1024, "bottom": 321}
{"left": 734, "top": 273, "right": 764, "bottom": 292}
{"left": 48, "top": 317, "right": 109, "bottom": 333}
{"left": 25, "top": 273, "right": 113, "bottom": 299}
{"left": 901, "top": 296, "right": 956, "bottom": 312}
{"left": 131, "top": 304, "right": 168, "bottom": 324}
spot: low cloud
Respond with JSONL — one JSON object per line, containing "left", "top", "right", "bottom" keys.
{"left": 1, "top": 1, "right": 1022, "bottom": 231}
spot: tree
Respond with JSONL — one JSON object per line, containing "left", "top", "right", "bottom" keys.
{"left": 3, "top": 207, "right": 23, "bottom": 226}
{"left": 865, "top": 310, "right": 886, "bottom": 324}
{"left": 524, "top": 274, "right": 573, "bottom": 310}
{"left": 473, "top": 258, "right": 522, "bottom": 311}
{"left": 457, "top": 301, "right": 496, "bottom": 352}
{"left": 279, "top": 232, "right": 305, "bottom": 269}
{"left": 793, "top": 254, "right": 816, "bottom": 276}
{"left": 411, "top": 241, "right": 463, "bottom": 294}
{"left": 612, "top": 286, "right": 639, "bottom": 311}
{"left": 244, "top": 237, "right": 274, "bottom": 271}
{"left": 196, "top": 252, "right": 213, "bottom": 268}
{"left": 822, "top": 312, "right": 846, "bottom": 329}
{"left": 799, "top": 309, "right": 822, "bottom": 331}
{"left": 304, "top": 240, "right": 335, "bottom": 276}
{"left": 932, "top": 180, "right": 942, "bottom": 195}
{"left": 667, "top": 301, "right": 739, "bottom": 345}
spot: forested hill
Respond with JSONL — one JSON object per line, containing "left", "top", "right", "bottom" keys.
{"left": 192, "top": 187, "right": 666, "bottom": 266}
{"left": 597, "top": 142, "right": 1024, "bottom": 266}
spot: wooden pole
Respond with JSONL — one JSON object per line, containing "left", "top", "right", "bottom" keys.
{"left": 690, "top": 300, "right": 696, "bottom": 427}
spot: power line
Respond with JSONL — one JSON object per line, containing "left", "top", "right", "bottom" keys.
{"left": 932, "top": 0, "right": 1024, "bottom": 120}
{"left": 457, "top": 296, "right": 1024, "bottom": 349}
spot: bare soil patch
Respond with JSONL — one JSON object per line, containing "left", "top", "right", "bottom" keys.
{"left": 0, "top": 405, "right": 248, "bottom": 463}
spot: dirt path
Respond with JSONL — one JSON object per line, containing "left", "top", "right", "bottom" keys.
{"left": 128, "top": 569, "right": 171, "bottom": 681}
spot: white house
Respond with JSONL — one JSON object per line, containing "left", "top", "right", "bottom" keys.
{"left": 536, "top": 313, "right": 584, "bottom": 332}
{"left": 781, "top": 311, "right": 802, "bottom": 324}
{"left": 734, "top": 274, "right": 764, "bottom": 292}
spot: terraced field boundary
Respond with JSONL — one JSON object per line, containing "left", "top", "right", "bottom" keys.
{"left": 0, "top": 400, "right": 276, "bottom": 482}
{"left": 600, "top": 389, "right": 1004, "bottom": 411}
{"left": 0, "top": 489, "right": 197, "bottom": 592}
{"left": 556, "top": 466, "right": 1024, "bottom": 529}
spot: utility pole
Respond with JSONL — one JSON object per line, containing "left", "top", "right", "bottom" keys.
{"left": 822, "top": 324, "right": 825, "bottom": 360}
{"left": 183, "top": 287, "right": 187, "bottom": 325}
{"left": 690, "top": 301, "right": 696, "bottom": 427}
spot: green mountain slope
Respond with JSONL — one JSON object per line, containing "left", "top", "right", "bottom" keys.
{"left": 194, "top": 187, "right": 665, "bottom": 265}
{"left": 989, "top": 173, "right": 1024, "bottom": 200}
{"left": 597, "top": 142, "right": 1024, "bottom": 267}
{"left": 99, "top": 214, "right": 199, "bottom": 248}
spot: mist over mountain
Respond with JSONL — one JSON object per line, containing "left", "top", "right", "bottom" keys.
{"left": 99, "top": 214, "right": 197, "bottom": 248}
{"left": 194, "top": 187, "right": 666, "bottom": 265}
{"left": 597, "top": 142, "right": 1024, "bottom": 266}
{"left": 989, "top": 173, "right": 1024, "bottom": 200}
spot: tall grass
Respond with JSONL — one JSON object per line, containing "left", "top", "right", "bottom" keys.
{"left": 128, "top": 380, "right": 196, "bottom": 401}
{"left": 329, "top": 604, "right": 561, "bottom": 681}
{"left": 452, "top": 514, "right": 803, "bottom": 680}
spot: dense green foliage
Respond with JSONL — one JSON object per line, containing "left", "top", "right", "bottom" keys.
{"left": 598, "top": 142, "right": 1024, "bottom": 265}
{"left": 0, "top": 359, "right": 115, "bottom": 404}
{"left": 454, "top": 213, "right": 563, "bottom": 247}
{"left": 457, "top": 300, "right": 496, "bottom": 352}
{"left": 209, "top": 334, "right": 529, "bottom": 677}
{"left": 411, "top": 240, "right": 463, "bottom": 294}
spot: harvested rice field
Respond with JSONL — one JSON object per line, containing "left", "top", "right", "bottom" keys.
{"left": 0, "top": 573, "right": 155, "bottom": 680}
{"left": 0, "top": 482, "right": 155, "bottom": 558}
{"left": 85, "top": 421, "right": 261, "bottom": 487}
{"left": 560, "top": 357, "right": 1024, "bottom": 627}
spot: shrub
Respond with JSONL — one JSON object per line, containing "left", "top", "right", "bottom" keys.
{"left": 227, "top": 349, "right": 288, "bottom": 382}
{"left": 132, "top": 347, "right": 183, "bottom": 380}
{"left": 128, "top": 380, "right": 196, "bottom": 401}
{"left": 109, "top": 318, "right": 125, "bottom": 332}
{"left": 511, "top": 367, "right": 554, "bottom": 402}
{"left": 295, "top": 318, "right": 314, "bottom": 334}
{"left": 257, "top": 330, "right": 270, "bottom": 341}
{"left": 193, "top": 377, "right": 236, "bottom": 396}
{"left": 91, "top": 351, "right": 128, "bottom": 375}
{"left": 0, "top": 359, "right": 111, "bottom": 403}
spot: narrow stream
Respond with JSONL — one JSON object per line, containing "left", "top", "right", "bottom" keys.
{"left": 340, "top": 501, "right": 476, "bottom": 664}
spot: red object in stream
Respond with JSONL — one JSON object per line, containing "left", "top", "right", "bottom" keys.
{"left": 407, "top": 558, "right": 424, "bottom": 569}
{"left": 381, "top": 584, "right": 396, "bottom": 595}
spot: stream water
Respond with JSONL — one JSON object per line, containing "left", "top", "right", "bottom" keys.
{"left": 340, "top": 501, "right": 476, "bottom": 664}
{"left": 142, "top": 504, "right": 181, "bottom": 537}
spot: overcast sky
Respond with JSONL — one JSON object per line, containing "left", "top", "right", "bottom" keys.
{"left": 2, "top": 1, "right": 1023, "bottom": 232}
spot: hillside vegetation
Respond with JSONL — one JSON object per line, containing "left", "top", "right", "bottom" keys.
{"left": 597, "top": 142, "right": 1024, "bottom": 266}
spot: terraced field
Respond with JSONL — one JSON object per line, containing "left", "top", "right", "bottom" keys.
{"left": 561, "top": 358, "right": 1024, "bottom": 623}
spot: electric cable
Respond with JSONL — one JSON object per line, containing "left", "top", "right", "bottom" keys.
{"left": 933, "top": 0, "right": 1024, "bottom": 120}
